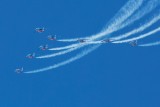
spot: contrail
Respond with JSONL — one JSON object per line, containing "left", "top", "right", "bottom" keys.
{"left": 139, "top": 41, "right": 160, "bottom": 47}
{"left": 36, "top": 45, "right": 84, "bottom": 59}
{"left": 57, "top": 39, "right": 79, "bottom": 42}
{"left": 108, "top": 0, "right": 160, "bottom": 33}
{"left": 110, "top": 13, "right": 160, "bottom": 41}
{"left": 112, "top": 27, "right": 160, "bottom": 43}
{"left": 49, "top": 41, "right": 104, "bottom": 51}
{"left": 58, "top": 0, "right": 144, "bottom": 42}
{"left": 49, "top": 43, "right": 81, "bottom": 51}
{"left": 37, "top": 41, "right": 104, "bottom": 59}
{"left": 24, "top": 45, "right": 100, "bottom": 74}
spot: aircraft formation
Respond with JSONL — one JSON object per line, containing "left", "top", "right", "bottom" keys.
{"left": 15, "top": 0, "right": 160, "bottom": 74}
{"left": 15, "top": 27, "right": 138, "bottom": 73}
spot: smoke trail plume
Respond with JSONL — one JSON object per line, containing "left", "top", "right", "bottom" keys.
{"left": 24, "top": 45, "right": 100, "bottom": 74}
{"left": 49, "top": 43, "right": 81, "bottom": 51}
{"left": 36, "top": 45, "right": 84, "bottom": 59}
{"left": 139, "top": 41, "right": 160, "bottom": 47}
{"left": 110, "top": 13, "right": 160, "bottom": 41}
{"left": 37, "top": 41, "right": 104, "bottom": 59}
{"left": 112, "top": 27, "right": 160, "bottom": 43}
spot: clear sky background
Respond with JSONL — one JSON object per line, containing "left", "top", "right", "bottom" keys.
{"left": 0, "top": 0, "right": 160, "bottom": 107}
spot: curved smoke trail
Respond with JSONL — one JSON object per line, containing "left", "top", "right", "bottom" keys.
{"left": 37, "top": 45, "right": 85, "bottom": 59}
{"left": 112, "top": 27, "right": 160, "bottom": 43}
{"left": 37, "top": 41, "right": 104, "bottom": 59}
{"left": 110, "top": 13, "right": 160, "bottom": 41}
{"left": 24, "top": 45, "right": 100, "bottom": 73}
{"left": 49, "top": 43, "right": 81, "bottom": 51}
{"left": 49, "top": 40, "right": 104, "bottom": 51}
{"left": 108, "top": 0, "right": 160, "bottom": 36}
{"left": 139, "top": 41, "right": 160, "bottom": 47}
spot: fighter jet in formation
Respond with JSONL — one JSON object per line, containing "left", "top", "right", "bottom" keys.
{"left": 101, "top": 39, "right": 111, "bottom": 43}
{"left": 48, "top": 35, "right": 56, "bottom": 41}
{"left": 39, "top": 45, "right": 48, "bottom": 50}
{"left": 15, "top": 67, "right": 23, "bottom": 73}
{"left": 129, "top": 40, "right": 138, "bottom": 46}
{"left": 35, "top": 28, "right": 45, "bottom": 33}
{"left": 26, "top": 53, "right": 35, "bottom": 59}
{"left": 78, "top": 39, "right": 88, "bottom": 43}
{"left": 16, "top": 28, "right": 116, "bottom": 74}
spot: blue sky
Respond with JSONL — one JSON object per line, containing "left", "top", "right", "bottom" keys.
{"left": 1, "top": 0, "right": 160, "bottom": 107}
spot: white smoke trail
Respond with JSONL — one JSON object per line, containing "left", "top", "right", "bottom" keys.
{"left": 37, "top": 41, "right": 104, "bottom": 59}
{"left": 112, "top": 27, "right": 160, "bottom": 43}
{"left": 36, "top": 45, "right": 84, "bottom": 59}
{"left": 110, "top": 13, "right": 160, "bottom": 41}
{"left": 57, "top": 39, "right": 79, "bottom": 42}
{"left": 107, "top": 0, "right": 160, "bottom": 35}
{"left": 102, "top": 0, "right": 145, "bottom": 30}
{"left": 58, "top": 0, "right": 144, "bottom": 42}
{"left": 139, "top": 41, "right": 160, "bottom": 47}
{"left": 49, "top": 43, "right": 81, "bottom": 51}
{"left": 24, "top": 45, "right": 100, "bottom": 74}
{"left": 49, "top": 40, "right": 104, "bottom": 51}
